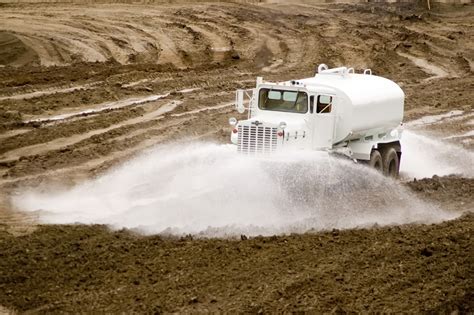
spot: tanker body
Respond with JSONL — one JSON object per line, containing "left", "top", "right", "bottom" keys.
{"left": 229, "top": 64, "right": 405, "bottom": 177}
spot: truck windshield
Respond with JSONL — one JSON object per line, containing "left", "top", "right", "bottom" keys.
{"left": 258, "top": 88, "right": 308, "bottom": 114}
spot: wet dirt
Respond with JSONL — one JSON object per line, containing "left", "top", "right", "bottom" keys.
{"left": 0, "top": 1, "right": 473, "bottom": 313}
{"left": 407, "top": 175, "right": 474, "bottom": 212}
{"left": 0, "top": 215, "right": 472, "bottom": 313}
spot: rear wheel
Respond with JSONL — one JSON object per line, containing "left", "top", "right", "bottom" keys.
{"left": 359, "top": 149, "right": 383, "bottom": 173}
{"left": 381, "top": 147, "right": 400, "bottom": 178}
{"left": 368, "top": 149, "right": 383, "bottom": 172}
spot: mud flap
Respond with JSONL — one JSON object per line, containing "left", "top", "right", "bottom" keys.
{"left": 347, "top": 141, "right": 375, "bottom": 160}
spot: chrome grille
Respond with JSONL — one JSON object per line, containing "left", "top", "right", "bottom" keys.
{"left": 238, "top": 125, "right": 278, "bottom": 154}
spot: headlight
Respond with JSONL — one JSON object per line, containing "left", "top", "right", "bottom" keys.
{"left": 279, "top": 121, "right": 287, "bottom": 130}
{"left": 229, "top": 117, "right": 237, "bottom": 126}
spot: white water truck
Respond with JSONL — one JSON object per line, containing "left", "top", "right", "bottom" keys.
{"left": 229, "top": 64, "right": 405, "bottom": 177}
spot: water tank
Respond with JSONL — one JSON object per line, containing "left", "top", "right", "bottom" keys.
{"left": 301, "top": 69, "right": 404, "bottom": 143}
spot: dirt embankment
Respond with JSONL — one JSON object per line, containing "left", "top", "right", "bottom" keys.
{"left": 0, "top": 2, "right": 473, "bottom": 313}
{"left": 0, "top": 2, "right": 471, "bottom": 182}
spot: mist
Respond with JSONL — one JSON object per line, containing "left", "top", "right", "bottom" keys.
{"left": 14, "top": 133, "right": 461, "bottom": 237}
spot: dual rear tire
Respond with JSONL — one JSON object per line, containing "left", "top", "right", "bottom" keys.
{"left": 381, "top": 147, "right": 400, "bottom": 178}
{"left": 364, "top": 147, "right": 400, "bottom": 178}
{"left": 367, "top": 150, "right": 383, "bottom": 172}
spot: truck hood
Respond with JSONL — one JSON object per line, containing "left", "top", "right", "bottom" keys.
{"left": 243, "top": 116, "right": 308, "bottom": 132}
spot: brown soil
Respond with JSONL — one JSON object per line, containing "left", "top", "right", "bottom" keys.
{"left": 0, "top": 214, "right": 473, "bottom": 313}
{"left": 0, "top": 31, "right": 38, "bottom": 67}
{"left": 407, "top": 175, "right": 474, "bottom": 211}
{"left": 0, "top": 1, "right": 473, "bottom": 313}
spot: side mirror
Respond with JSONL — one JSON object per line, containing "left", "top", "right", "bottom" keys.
{"left": 235, "top": 89, "right": 245, "bottom": 114}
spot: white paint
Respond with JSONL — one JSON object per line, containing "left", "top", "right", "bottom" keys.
{"left": 299, "top": 70, "right": 405, "bottom": 110}
{"left": 236, "top": 69, "right": 404, "bottom": 159}
{"left": 14, "top": 143, "right": 455, "bottom": 237}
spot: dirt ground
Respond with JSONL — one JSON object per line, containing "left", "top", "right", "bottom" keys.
{"left": 0, "top": 214, "right": 472, "bottom": 313}
{"left": 0, "top": 1, "right": 473, "bottom": 313}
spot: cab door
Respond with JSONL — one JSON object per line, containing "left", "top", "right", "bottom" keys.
{"left": 311, "top": 94, "right": 336, "bottom": 149}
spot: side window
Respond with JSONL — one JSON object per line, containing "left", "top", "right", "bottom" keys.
{"left": 309, "top": 95, "right": 315, "bottom": 113}
{"left": 317, "top": 95, "right": 332, "bottom": 113}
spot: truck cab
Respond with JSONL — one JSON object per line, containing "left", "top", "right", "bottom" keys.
{"left": 231, "top": 83, "right": 338, "bottom": 152}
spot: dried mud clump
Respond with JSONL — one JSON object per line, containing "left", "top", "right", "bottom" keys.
{"left": 407, "top": 175, "right": 474, "bottom": 211}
